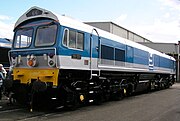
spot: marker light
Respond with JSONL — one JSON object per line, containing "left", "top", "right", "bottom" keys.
{"left": 48, "top": 53, "right": 56, "bottom": 67}
{"left": 11, "top": 54, "right": 23, "bottom": 67}
{"left": 11, "top": 57, "right": 18, "bottom": 67}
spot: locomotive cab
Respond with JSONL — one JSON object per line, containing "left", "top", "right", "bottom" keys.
{"left": 10, "top": 8, "right": 60, "bottom": 88}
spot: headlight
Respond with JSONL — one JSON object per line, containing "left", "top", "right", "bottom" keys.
{"left": 27, "top": 54, "right": 38, "bottom": 67}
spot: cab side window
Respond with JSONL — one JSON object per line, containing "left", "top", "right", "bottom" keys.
{"left": 63, "top": 29, "right": 68, "bottom": 46}
{"left": 77, "top": 32, "right": 84, "bottom": 50}
{"left": 69, "top": 30, "right": 76, "bottom": 48}
{"left": 63, "top": 28, "right": 84, "bottom": 50}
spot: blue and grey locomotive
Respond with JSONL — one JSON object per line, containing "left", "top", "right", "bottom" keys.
{"left": 8, "top": 6, "right": 176, "bottom": 110}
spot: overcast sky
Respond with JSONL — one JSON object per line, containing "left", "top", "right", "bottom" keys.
{"left": 0, "top": 0, "right": 180, "bottom": 43}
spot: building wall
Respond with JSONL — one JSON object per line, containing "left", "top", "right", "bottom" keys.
{"left": 139, "top": 42, "right": 178, "bottom": 54}
{"left": 111, "top": 24, "right": 128, "bottom": 39}
{"left": 85, "top": 22, "right": 152, "bottom": 43}
{"left": 85, "top": 22, "right": 111, "bottom": 33}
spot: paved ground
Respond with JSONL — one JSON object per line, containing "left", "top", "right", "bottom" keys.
{"left": 43, "top": 83, "right": 180, "bottom": 121}
{"left": 1, "top": 83, "right": 180, "bottom": 121}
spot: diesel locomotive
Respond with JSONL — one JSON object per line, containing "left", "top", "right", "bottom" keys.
{"left": 7, "top": 6, "right": 176, "bottom": 110}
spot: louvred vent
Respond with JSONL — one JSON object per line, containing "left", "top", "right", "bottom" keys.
{"left": 26, "top": 9, "right": 43, "bottom": 17}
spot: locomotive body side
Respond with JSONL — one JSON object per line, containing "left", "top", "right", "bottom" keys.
{"left": 7, "top": 6, "right": 176, "bottom": 109}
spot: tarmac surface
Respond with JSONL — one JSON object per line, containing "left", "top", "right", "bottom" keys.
{"left": 1, "top": 83, "right": 180, "bottom": 121}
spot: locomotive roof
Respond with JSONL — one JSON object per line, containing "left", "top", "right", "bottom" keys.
{"left": 15, "top": 6, "right": 175, "bottom": 61}
{"left": 14, "top": 6, "right": 59, "bottom": 29}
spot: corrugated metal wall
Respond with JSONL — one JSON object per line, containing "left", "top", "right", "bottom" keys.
{"left": 85, "top": 22, "right": 152, "bottom": 43}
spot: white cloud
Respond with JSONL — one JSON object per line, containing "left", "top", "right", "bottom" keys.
{"left": 114, "top": 14, "right": 180, "bottom": 43}
{"left": 163, "top": 12, "right": 170, "bottom": 18}
{"left": 115, "top": 14, "right": 128, "bottom": 22}
{"left": 0, "top": 20, "right": 14, "bottom": 39}
{"left": 0, "top": 15, "right": 11, "bottom": 20}
{"left": 158, "top": 0, "right": 180, "bottom": 11}
{"left": 143, "top": 0, "right": 180, "bottom": 43}
{"left": 113, "top": 1, "right": 180, "bottom": 43}
{"left": 129, "top": 18, "right": 180, "bottom": 43}
{"left": 0, "top": 14, "right": 14, "bottom": 39}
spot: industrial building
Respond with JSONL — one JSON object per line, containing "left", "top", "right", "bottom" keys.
{"left": 85, "top": 22, "right": 180, "bottom": 81}
{"left": 85, "top": 22, "right": 152, "bottom": 43}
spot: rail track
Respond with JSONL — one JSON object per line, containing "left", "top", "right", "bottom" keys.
{"left": 0, "top": 96, "right": 65, "bottom": 121}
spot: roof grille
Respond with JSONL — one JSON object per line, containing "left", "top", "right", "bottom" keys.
{"left": 26, "top": 8, "right": 43, "bottom": 17}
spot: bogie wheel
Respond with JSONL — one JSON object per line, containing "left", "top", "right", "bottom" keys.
{"left": 94, "top": 92, "right": 104, "bottom": 105}
{"left": 126, "top": 85, "right": 133, "bottom": 96}
{"left": 65, "top": 92, "right": 80, "bottom": 111}
{"left": 111, "top": 90, "right": 123, "bottom": 101}
{"left": 14, "top": 86, "right": 28, "bottom": 106}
